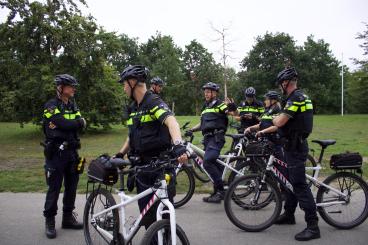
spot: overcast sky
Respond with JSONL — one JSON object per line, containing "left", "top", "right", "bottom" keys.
{"left": 1, "top": 0, "right": 367, "bottom": 71}
{"left": 80, "top": 0, "right": 367, "bottom": 71}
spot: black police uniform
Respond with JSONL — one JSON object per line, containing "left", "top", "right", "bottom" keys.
{"left": 126, "top": 91, "right": 174, "bottom": 227}
{"left": 42, "top": 97, "right": 83, "bottom": 218}
{"left": 280, "top": 89, "right": 317, "bottom": 223}
{"left": 200, "top": 99, "right": 228, "bottom": 191}
{"left": 237, "top": 100, "right": 264, "bottom": 132}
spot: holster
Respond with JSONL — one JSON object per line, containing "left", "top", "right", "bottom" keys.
{"left": 76, "top": 157, "right": 86, "bottom": 174}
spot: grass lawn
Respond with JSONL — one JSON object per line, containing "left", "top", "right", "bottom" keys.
{"left": 0, "top": 114, "right": 367, "bottom": 193}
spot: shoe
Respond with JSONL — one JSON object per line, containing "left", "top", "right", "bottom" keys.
{"left": 295, "top": 226, "right": 320, "bottom": 241}
{"left": 202, "top": 191, "right": 225, "bottom": 203}
{"left": 274, "top": 213, "right": 296, "bottom": 225}
{"left": 45, "top": 217, "right": 56, "bottom": 239}
{"left": 62, "top": 212, "right": 83, "bottom": 229}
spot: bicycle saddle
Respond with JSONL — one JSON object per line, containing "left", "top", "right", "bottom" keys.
{"left": 225, "top": 134, "right": 244, "bottom": 140}
{"left": 109, "top": 158, "right": 131, "bottom": 168}
{"left": 311, "top": 139, "right": 336, "bottom": 148}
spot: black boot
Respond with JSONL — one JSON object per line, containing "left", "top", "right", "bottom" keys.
{"left": 45, "top": 217, "right": 56, "bottom": 239}
{"left": 295, "top": 221, "right": 320, "bottom": 241}
{"left": 202, "top": 190, "right": 225, "bottom": 203}
{"left": 274, "top": 212, "right": 296, "bottom": 225}
{"left": 62, "top": 212, "right": 83, "bottom": 229}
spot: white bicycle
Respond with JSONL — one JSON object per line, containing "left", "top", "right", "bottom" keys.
{"left": 84, "top": 157, "right": 190, "bottom": 245}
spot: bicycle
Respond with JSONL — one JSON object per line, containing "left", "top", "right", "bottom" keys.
{"left": 173, "top": 134, "right": 249, "bottom": 208}
{"left": 224, "top": 138, "right": 368, "bottom": 232}
{"left": 84, "top": 156, "right": 190, "bottom": 245}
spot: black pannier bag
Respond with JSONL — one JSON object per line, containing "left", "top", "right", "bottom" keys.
{"left": 87, "top": 154, "right": 118, "bottom": 185}
{"left": 330, "top": 152, "right": 363, "bottom": 170}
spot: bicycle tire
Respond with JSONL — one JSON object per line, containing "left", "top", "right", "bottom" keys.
{"left": 140, "top": 219, "right": 190, "bottom": 245}
{"left": 174, "top": 165, "right": 195, "bottom": 208}
{"left": 305, "top": 154, "right": 317, "bottom": 187}
{"left": 224, "top": 174, "right": 282, "bottom": 232}
{"left": 190, "top": 158, "right": 211, "bottom": 183}
{"left": 84, "top": 188, "right": 120, "bottom": 245}
{"left": 316, "top": 171, "right": 368, "bottom": 229}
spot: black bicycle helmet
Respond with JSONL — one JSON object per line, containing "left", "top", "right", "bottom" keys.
{"left": 264, "top": 90, "right": 281, "bottom": 101}
{"left": 118, "top": 65, "right": 149, "bottom": 83}
{"left": 202, "top": 82, "right": 220, "bottom": 92}
{"left": 276, "top": 67, "right": 298, "bottom": 84}
{"left": 150, "top": 77, "right": 165, "bottom": 86}
{"left": 244, "top": 87, "right": 256, "bottom": 97}
{"left": 55, "top": 74, "right": 79, "bottom": 87}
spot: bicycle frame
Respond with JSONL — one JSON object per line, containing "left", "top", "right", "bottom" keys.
{"left": 264, "top": 155, "right": 349, "bottom": 206}
{"left": 180, "top": 142, "right": 244, "bottom": 182}
{"left": 90, "top": 179, "right": 177, "bottom": 245}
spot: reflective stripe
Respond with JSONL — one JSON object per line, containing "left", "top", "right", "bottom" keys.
{"left": 219, "top": 103, "right": 227, "bottom": 111}
{"left": 306, "top": 103, "right": 313, "bottom": 110}
{"left": 261, "top": 115, "right": 273, "bottom": 120}
{"left": 287, "top": 105, "right": 299, "bottom": 112}
{"left": 201, "top": 108, "right": 220, "bottom": 114}
{"left": 258, "top": 107, "right": 265, "bottom": 113}
{"left": 238, "top": 108, "right": 259, "bottom": 113}
{"left": 43, "top": 108, "right": 61, "bottom": 118}
{"left": 126, "top": 118, "right": 133, "bottom": 125}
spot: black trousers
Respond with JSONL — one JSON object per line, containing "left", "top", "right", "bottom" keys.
{"left": 203, "top": 134, "right": 225, "bottom": 190}
{"left": 284, "top": 141, "right": 318, "bottom": 223}
{"left": 43, "top": 149, "right": 79, "bottom": 218}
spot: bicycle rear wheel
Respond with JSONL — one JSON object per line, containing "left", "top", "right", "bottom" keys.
{"left": 305, "top": 154, "right": 317, "bottom": 187}
{"left": 316, "top": 171, "right": 368, "bottom": 229}
{"left": 174, "top": 165, "right": 195, "bottom": 208}
{"left": 224, "top": 174, "right": 282, "bottom": 232}
{"left": 84, "top": 188, "right": 120, "bottom": 245}
{"left": 140, "top": 220, "right": 190, "bottom": 245}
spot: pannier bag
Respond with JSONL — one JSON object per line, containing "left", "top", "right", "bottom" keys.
{"left": 330, "top": 152, "right": 363, "bottom": 170}
{"left": 87, "top": 154, "right": 118, "bottom": 185}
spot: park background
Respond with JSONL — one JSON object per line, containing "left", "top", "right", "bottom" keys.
{"left": 0, "top": 0, "right": 367, "bottom": 192}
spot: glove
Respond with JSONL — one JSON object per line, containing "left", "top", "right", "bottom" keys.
{"left": 115, "top": 152, "right": 125, "bottom": 159}
{"left": 184, "top": 130, "right": 193, "bottom": 137}
{"left": 172, "top": 143, "right": 187, "bottom": 158}
{"left": 227, "top": 102, "right": 237, "bottom": 112}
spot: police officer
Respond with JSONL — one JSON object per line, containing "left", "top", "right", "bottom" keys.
{"left": 186, "top": 82, "right": 237, "bottom": 203}
{"left": 273, "top": 67, "right": 320, "bottom": 241}
{"left": 235, "top": 87, "right": 264, "bottom": 133}
{"left": 42, "top": 74, "right": 87, "bottom": 239}
{"left": 115, "top": 65, "right": 188, "bottom": 229}
{"left": 149, "top": 76, "right": 165, "bottom": 95}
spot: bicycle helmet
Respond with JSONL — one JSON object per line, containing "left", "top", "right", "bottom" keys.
{"left": 118, "top": 65, "right": 149, "bottom": 83}
{"left": 202, "top": 82, "right": 220, "bottom": 92}
{"left": 264, "top": 90, "right": 281, "bottom": 101}
{"left": 276, "top": 67, "right": 298, "bottom": 84}
{"left": 244, "top": 87, "right": 256, "bottom": 97}
{"left": 55, "top": 74, "right": 79, "bottom": 87}
{"left": 150, "top": 77, "right": 165, "bottom": 86}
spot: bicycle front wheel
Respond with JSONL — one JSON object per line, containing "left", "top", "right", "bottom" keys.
{"left": 191, "top": 158, "right": 211, "bottom": 183}
{"left": 84, "top": 188, "right": 120, "bottom": 245}
{"left": 316, "top": 171, "right": 368, "bottom": 229}
{"left": 140, "top": 220, "right": 190, "bottom": 245}
{"left": 174, "top": 165, "right": 195, "bottom": 208}
{"left": 224, "top": 174, "right": 282, "bottom": 232}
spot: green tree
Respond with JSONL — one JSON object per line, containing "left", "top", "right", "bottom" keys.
{"left": 182, "top": 40, "right": 223, "bottom": 115}
{"left": 0, "top": 0, "right": 124, "bottom": 128}
{"left": 239, "top": 32, "right": 298, "bottom": 99}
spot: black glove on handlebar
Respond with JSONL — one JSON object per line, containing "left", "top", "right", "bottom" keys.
{"left": 184, "top": 130, "right": 193, "bottom": 137}
{"left": 115, "top": 152, "right": 125, "bottom": 159}
{"left": 172, "top": 143, "right": 187, "bottom": 158}
{"left": 227, "top": 102, "right": 237, "bottom": 112}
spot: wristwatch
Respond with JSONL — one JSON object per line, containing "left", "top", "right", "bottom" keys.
{"left": 173, "top": 140, "right": 183, "bottom": 145}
